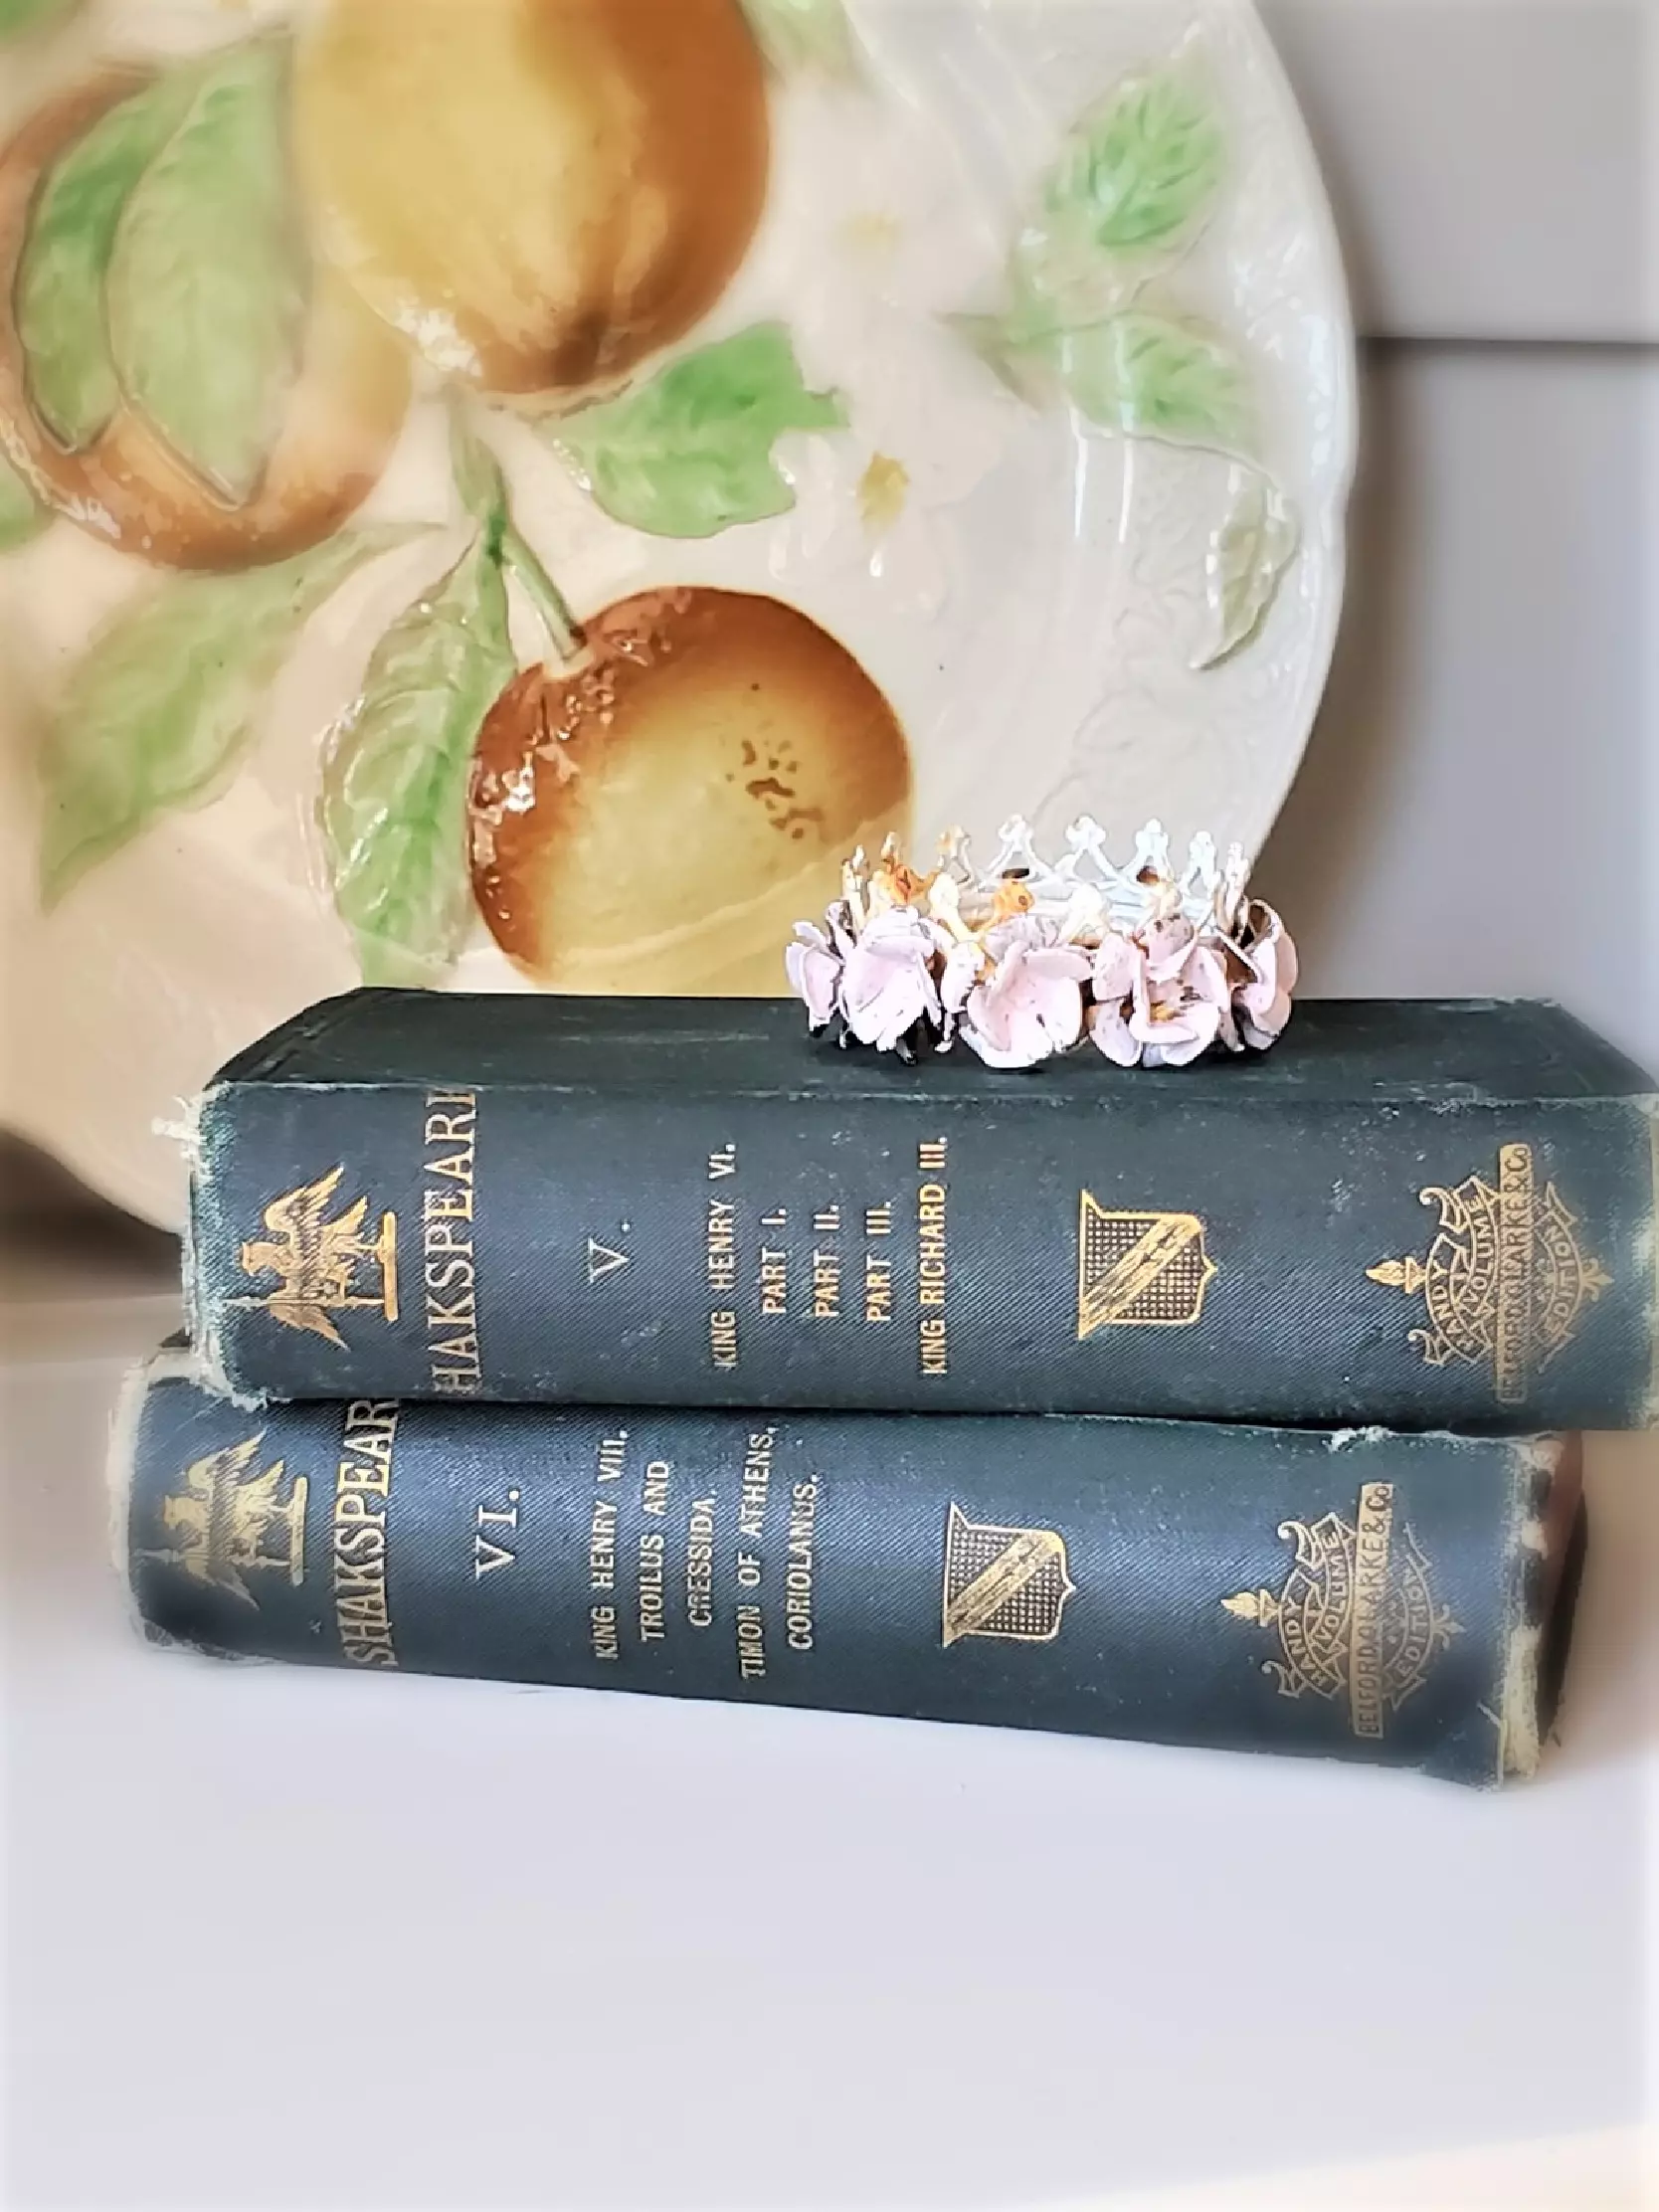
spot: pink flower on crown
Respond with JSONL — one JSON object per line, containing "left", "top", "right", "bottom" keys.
{"left": 785, "top": 904, "right": 853, "bottom": 1030}
{"left": 1126, "top": 937, "right": 1229, "bottom": 1069}
{"left": 1140, "top": 913, "right": 1197, "bottom": 984}
{"left": 956, "top": 917, "right": 1090, "bottom": 1068}
{"left": 1087, "top": 931, "right": 1147, "bottom": 1066}
{"left": 838, "top": 907, "right": 947, "bottom": 1051}
{"left": 1231, "top": 901, "right": 1299, "bottom": 1047}
{"left": 1184, "top": 939, "right": 1242, "bottom": 1054}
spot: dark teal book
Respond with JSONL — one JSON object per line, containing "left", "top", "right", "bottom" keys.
{"left": 114, "top": 1354, "right": 1584, "bottom": 1786}
{"left": 184, "top": 991, "right": 1656, "bottom": 1427}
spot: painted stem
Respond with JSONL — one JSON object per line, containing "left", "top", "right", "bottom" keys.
{"left": 499, "top": 520, "right": 583, "bottom": 663}
{"left": 448, "top": 395, "right": 585, "bottom": 662}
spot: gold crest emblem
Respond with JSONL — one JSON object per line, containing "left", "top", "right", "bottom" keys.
{"left": 1222, "top": 1481, "right": 1459, "bottom": 1738}
{"left": 1076, "top": 1194, "right": 1217, "bottom": 1336}
{"left": 145, "top": 1435, "right": 308, "bottom": 1606}
{"left": 235, "top": 1167, "right": 399, "bottom": 1346}
{"left": 942, "top": 1502, "right": 1077, "bottom": 1648}
{"left": 1367, "top": 1144, "right": 1610, "bottom": 1404}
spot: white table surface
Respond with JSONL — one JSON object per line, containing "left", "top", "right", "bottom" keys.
{"left": 3, "top": 1263, "right": 1656, "bottom": 2212}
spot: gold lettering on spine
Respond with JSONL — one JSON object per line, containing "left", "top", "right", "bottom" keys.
{"left": 1348, "top": 1482, "right": 1394, "bottom": 1740}
{"left": 639, "top": 1531, "right": 667, "bottom": 1642}
{"left": 706, "top": 1199, "right": 737, "bottom": 1291}
{"left": 597, "top": 1431, "right": 628, "bottom": 1484}
{"left": 812, "top": 1247, "right": 841, "bottom": 1318}
{"left": 590, "top": 1433, "right": 626, "bottom": 1635}
{"left": 422, "top": 1092, "right": 483, "bottom": 1394}
{"left": 864, "top": 1199, "right": 895, "bottom": 1322}
{"left": 474, "top": 1488, "right": 519, "bottom": 1579}
{"left": 785, "top": 1480, "right": 819, "bottom": 1651}
{"left": 589, "top": 1500, "right": 618, "bottom": 1590}
{"left": 736, "top": 1602, "right": 767, "bottom": 1679}
{"left": 685, "top": 1496, "right": 716, "bottom": 1628}
{"left": 331, "top": 1400, "right": 399, "bottom": 1667}
{"left": 1494, "top": 1145, "right": 1536, "bottom": 1406}
{"left": 706, "top": 1147, "right": 741, "bottom": 1367}
{"left": 739, "top": 1429, "right": 774, "bottom": 1540}
{"left": 917, "top": 1147, "right": 949, "bottom": 1375}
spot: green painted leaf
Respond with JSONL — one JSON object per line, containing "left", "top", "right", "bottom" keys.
{"left": 1057, "top": 311, "right": 1254, "bottom": 456}
{"left": 320, "top": 532, "right": 514, "bottom": 987}
{"left": 15, "top": 67, "right": 200, "bottom": 451}
{"left": 1196, "top": 465, "right": 1299, "bottom": 669}
{"left": 0, "top": 0, "right": 79, "bottom": 37}
{"left": 40, "top": 529, "right": 410, "bottom": 905}
{"left": 448, "top": 405, "right": 509, "bottom": 534}
{"left": 0, "top": 449, "right": 47, "bottom": 551}
{"left": 738, "top": 0, "right": 858, "bottom": 78}
{"left": 1042, "top": 67, "right": 1223, "bottom": 255}
{"left": 105, "top": 39, "right": 305, "bottom": 504}
{"left": 1014, "top": 67, "right": 1224, "bottom": 328}
{"left": 547, "top": 323, "right": 845, "bottom": 539}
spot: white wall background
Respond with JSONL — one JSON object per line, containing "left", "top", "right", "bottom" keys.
{"left": 1255, "top": 0, "right": 1658, "bottom": 1075}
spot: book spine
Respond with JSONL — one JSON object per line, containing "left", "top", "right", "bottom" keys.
{"left": 187, "top": 1064, "right": 1658, "bottom": 1425}
{"left": 117, "top": 1361, "right": 1581, "bottom": 1787}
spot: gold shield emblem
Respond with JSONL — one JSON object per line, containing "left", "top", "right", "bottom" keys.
{"left": 235, "top": 1166, "right": 400, "bottom": 1346}
{"left": 1076, "top": 1194, "right": 1217, "bottom": 1336}
{"left": 941, "top": 1502, "right": 1077, "bottom": 1647}
{"left": 1367, "top": 1144, "right": 1609, "bottom": 1403}
{"left": 1222, "top": 1481, "right": 1459, "bottom": 1739}
{"left": 145, "top": 1435, "right": 308, "bottom": 1606}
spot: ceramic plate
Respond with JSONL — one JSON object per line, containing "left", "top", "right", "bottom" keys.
{"left": 0, "top": 0, "right": 1356, "bottom": 1227}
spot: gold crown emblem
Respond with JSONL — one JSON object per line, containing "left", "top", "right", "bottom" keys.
{"left": 236, "top": 1167, "right": 399, "bottom": 1347}
{"left": 1368, "top": 1144, "right": 1609, "bottom": 1404}
{"left": 1223, "top": 1481, "right": 1459, "bottom": 1739}
{"left": 145, "top": 1435, "right": 308, "bottom": 1607}
{"left": 942, "top": 1502, "right": 1077, "bottom": 1647}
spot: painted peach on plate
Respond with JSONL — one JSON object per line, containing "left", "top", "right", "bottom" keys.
{"left": 292, "top": 0, "right": 771, "bottom": 396}
{"left": 0, "top": 69, "right": 412, "bottom": 570}
{"left": 469, "top": 589, "right": 912, "bottom": 995}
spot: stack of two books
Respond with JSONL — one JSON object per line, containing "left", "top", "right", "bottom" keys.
{"left": 115, "top": 993, "right": 1656, "bottom": 1786}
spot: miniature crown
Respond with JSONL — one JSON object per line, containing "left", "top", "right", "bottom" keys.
{"left": 787, "top": 819, "right": 1299, "bottom": 1072}
{"left": 914, "top": 816, "right": 1253, "bottom": 942}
